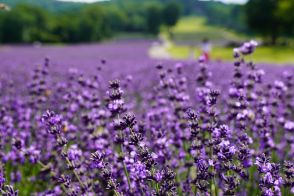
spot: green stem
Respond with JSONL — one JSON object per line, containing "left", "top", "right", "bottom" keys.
{"left": 65, "top": 157, "right": 86, "bottom": 190}
{"left": 155, "top": 183, "right": 160, "bottom": 194}
{"left": 37, "top": 161, "right": 67, "bottom": 193}
{"left": 116, "top": 114, "right": 132, "bottom": 192}
{"left": 120, "top": 144, "right": 132, "bottom": 192}
{"left": 60, "top": 183, "right": 68, "bottom": 194}
{"left": 176, "top": 170, "right": 183, "bottom": 195}
{"left": 151, "top": 167, "right": 160, "bottom": 193}
{"left": 114, "top": 190, "right": 120, "bottom": 196}
{"left": 186, "top": 167, "right": 191, "bottom": 179}
{"left": 37, "top": 161, "right": 46, "bottom": 168}
{"left": 214, "top": 176, "right": 218, "bottom": 196}
{"left": 55, "top": 135, "right": 86, "bottom": 191}
{"left": 194, "top": 184, "right": 197, "bottom": 195}
{"left": 210, "top": 175, "right": 218, "bottom": 196}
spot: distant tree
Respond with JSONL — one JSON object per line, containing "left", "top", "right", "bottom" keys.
{"left": 146, "top": 4, "right": 162, "bottom": 35}
{"left": 0, "top": 11, "right": 5, "bottom": 42}
{"left": 122, "top": 4, "right": 146, "bottom": 32}
{"left": 53, "top": 14, "right": 80, "bottom": 43}
{"left": 276, "top": 0, "right": 294, "bottom": 36}
{"left": 1, "top": 4, "right": 56, "bottom": 43}
{"left": 162, "top": 2, "right": 181, "bottom": 29}
{"left": 245, "top": 0, "right": 280, "bottom": 44}
{"left": 1, "top": 10, "right": 23, "bottom": 43}
{"left": 18, "top": 5, "right": 54, "bottom": 42}
{"left": 0, "top": 0, "right": 186, "bottom": 43}
{"left": 77, "top": 5, "right": 111, "bottom": 42}
{"left": 104, "top": 6, "right": 128, "bottom": 32}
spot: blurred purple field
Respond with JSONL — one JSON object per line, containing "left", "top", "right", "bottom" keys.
{"left": 0, "top": 41, "right": 154, "bottom": 76}
{"left": 1, "top": 40, "right": 292, "bottom": 88}
{"left": 0, "top": 41, "right": 160, "bottom": 94}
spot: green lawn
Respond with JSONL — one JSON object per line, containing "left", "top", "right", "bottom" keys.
{"left": 164, "top": 17, "right": 245, "bottom": 43}
{"left": 168, "top": 45, "right": 294, "bottom": 64}
{"left": 162, "top": 17, "right": 294, "bottom": 64}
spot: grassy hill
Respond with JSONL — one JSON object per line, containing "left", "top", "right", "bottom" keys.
{"left": 1, "top": 0, "right": 85, "bottom": 12}
{"left": 168, "top": 44, "right": 294, "bottom": 64}
{"left": 2, "top": 0, "right": 246, "bottom": 31}
{"left": 167, "top": 17, "right": 244, "bottom": 45}
{"left": 163, "top": 17, "right": 294, "bottom": 64}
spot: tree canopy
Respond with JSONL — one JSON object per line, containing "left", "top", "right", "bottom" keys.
{"left": 245, "top": 0, "right": 294, "bottom": 44}
{"left": 162, "top": 2, "right": 181, "bottom": 28}
{"left": 0, "top": 1, "right": 182, "bottom": 43}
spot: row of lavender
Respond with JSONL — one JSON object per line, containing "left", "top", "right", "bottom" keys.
{"left": 0, "top": 41, "right": 293, "bottom": 195}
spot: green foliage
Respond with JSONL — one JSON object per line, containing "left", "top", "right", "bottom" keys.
{"left": 1, "top": 0, "right": 251, "bottom": 37}
{"left": 104, "top": 6, "right": 128, "bottom": 32}
{"left": 0, "top": 0, "right": 183, "bottom": 43}
{"left": 78, "top": 5, "right": 111, "bottom": 42}
{"left": 52, "top": 14, "right": 80, "bottom": 43}
{"left": 165, "top": 0, "right": 247, "bottom": 32}
{"left": 1, "top": 0, "right": 84, "bottom": 13}
{"left": 162, "top": 2, "right": 181, "bottom": 28}
{"left": 0, "top": 10, "right": 23, "bottom": 43}
{"left": 0, "top": 4, "right": 58, "bottom": 43}
{"left": 245, "top": 0, "right": 294, "bottom": 44}
{"left": 146, "top": 4, "right": 163, "bottom": 35}
{"left": 0, "top": 4, "right": 117, "bottom": 43}
{"left": 5, "top": 161, "right": 47, "bottom": 195}
{"left": 277, "top": 0, "right": 294, "bottom": 36}
{"left": 245, "top": 0, "right": 279, "bottom": 44}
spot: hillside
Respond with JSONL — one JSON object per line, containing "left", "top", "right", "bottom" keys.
{"left": 2, "top": 0, "right": 246, "bottom": 31}
{"left": 111, "top": 0, "right": 246, "bottom": 32}
{"left": 1, "top": 0, "right": 85, "bottom": 12}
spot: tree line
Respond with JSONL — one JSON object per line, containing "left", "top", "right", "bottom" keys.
{"left": 0, "top": 2, "right": 181, "bottom": 43}
{"left": 2, "top": 0, "right": 294, "bottom": 45}
{"left": 246, "top": 0, "right": 294, "bottom": 45}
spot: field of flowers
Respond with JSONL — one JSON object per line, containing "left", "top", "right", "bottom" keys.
{"left": 0, "top": 40, "right": 293, "bottom": 196}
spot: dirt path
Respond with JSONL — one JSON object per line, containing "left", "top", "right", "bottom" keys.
{"left": 148, "top": 36, "right": 171, "bottom": 59}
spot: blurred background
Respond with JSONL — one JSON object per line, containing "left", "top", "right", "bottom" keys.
{"left": 1, "top": 0, "right": 294, "bottom": 64}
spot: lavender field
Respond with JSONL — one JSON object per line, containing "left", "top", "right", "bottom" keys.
{"left": 0, "top": 40, "right": 293, "bottom": 196}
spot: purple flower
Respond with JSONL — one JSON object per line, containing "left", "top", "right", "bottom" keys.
{"left": 67, "top": 145, "right": 82, "bottom": 161}
{"left": 0, "top": 170, "right": 5, "bottom": 187}
{"left": 25, "top": 147, "right": 40, "bottom": 164}
{"left": 262, "top": 188, "right": 274, "bottom": 196}
{"left": 0, "top": 40, "right": 293, "bottom": 195}
{"left": 90, "top": 151, "right": 105, "bottom": 169}
{"left": 264, "top": 173, "right": 273, "bottom": 184}
{"left": 256, "top": 154, "right": 272, "bottom": 173}
{"left": 41, "top": 110, "right": 64, "bottom": 135}
{"left": 1, "top": 185, "right": 18, "bottom": 196}
{"left": 129, "top": 162, "right": 149, "bottom": 181}
{"left": 285, "top": 121, "right": 294, "bottom": 132}
{"left": 238, "top": 40, "right": 259, "bottom": 55}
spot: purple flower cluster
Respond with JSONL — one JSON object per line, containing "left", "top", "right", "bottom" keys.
{"left": 0, "top": 40, "right": 293, "bottom": 195}
{"left": 256, "top": 154, "right": 283, "bottom": 196}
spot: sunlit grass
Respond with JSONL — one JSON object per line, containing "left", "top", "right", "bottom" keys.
{"left": 162, "top": 16, "right": 294, "bottom": 64}
{"left": 168, "top": 45, "right": 294, "bottom": 64}
{"left": 166, "top": 16, "right": 246, "bottom": 43}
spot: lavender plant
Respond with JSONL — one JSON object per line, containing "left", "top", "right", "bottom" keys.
{"left": 0, "top": 41, "right": 293, "bottom": 195}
